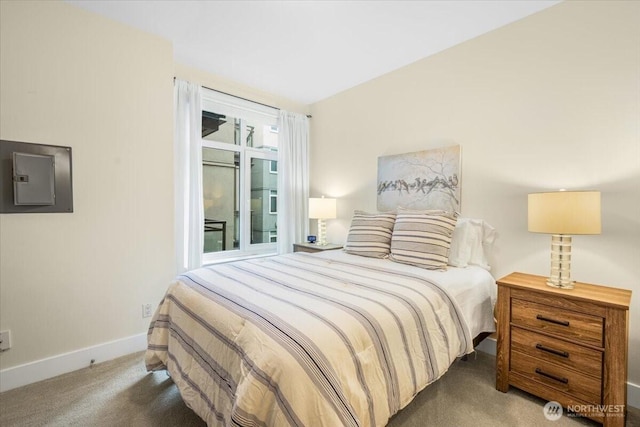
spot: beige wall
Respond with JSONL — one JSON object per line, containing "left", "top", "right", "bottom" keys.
{"left": 310, "top": 0, "right": 640, "bottom": 385}
{"left": 0, "top": 0, "right": 308, "bottom": 374}
{"left": 0, "top": 0, "right": 175, "bottom": 369}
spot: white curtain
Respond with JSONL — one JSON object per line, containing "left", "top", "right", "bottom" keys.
{"left": 174, "top": 80, "right": 203, "bottom": 272}
{"left": 277, "top": 111, "right": 310, "bottom": 254}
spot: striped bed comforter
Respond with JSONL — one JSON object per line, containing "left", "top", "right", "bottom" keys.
{"left": 145, "top": 252, "right": 474, "bottom": 427}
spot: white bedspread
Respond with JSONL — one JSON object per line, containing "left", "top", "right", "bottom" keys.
{"left": 313, "top": 250, "right": 497, "bottom": 340}
{"left": 146, "top": 251, "right": 495, "bottom": 427}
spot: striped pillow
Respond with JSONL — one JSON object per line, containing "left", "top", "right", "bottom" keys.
{"left": 389, "top": 210, "right": 459, "bottom": 270}
{"left": 344, "top": 211, "right": 397, "bottom": 258}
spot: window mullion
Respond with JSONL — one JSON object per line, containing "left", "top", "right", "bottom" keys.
{"left": 239, "top": 119, "right": 250, "bottom": 251}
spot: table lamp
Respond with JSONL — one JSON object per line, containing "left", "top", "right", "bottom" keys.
{"left": 309, "top": 197, "right": 336, "bottom": 246}
{"left": 528, "top": 191, "right": 601, "bottom": 289}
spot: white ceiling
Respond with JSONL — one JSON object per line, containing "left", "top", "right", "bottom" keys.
{"left": 66, "top": 0, "right": 560, "bottom": 105}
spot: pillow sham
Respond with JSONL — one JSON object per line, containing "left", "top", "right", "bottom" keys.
{"left": 344, "top": 210, "right": 396, "bottom": 258}
{"left": 448, "top": 217, "right": 496, "bottom": 270}
{"left": 389, "top": 210, "right": 458, "bottom": 270}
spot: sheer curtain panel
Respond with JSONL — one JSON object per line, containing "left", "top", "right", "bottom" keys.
{"left": 277, "top": 111, "right": 310, "bottom": 254}
{"left": 174, "top": 80, "right": 203, "bottom": 272}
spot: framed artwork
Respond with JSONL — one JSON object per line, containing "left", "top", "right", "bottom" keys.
{"left": 377, "top": 145, "right": 461, "bottom": 212}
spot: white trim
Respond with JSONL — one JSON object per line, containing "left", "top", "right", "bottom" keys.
{"left": 629, "top": 381, "right": 640, "bottom": 411}
{"left": 0, "top": 332, "right": 147, "bottom": 392}
{"left": 474, "top": 337, "right": 640, "bottom": 410}
{"left": 201, "top": 88, "right": 278, "bottom": 124}
{"left": 475, "top": 335, "right": 497, "bottom": 356}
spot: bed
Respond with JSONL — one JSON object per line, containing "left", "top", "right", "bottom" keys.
{"left": 145, "top": 236, "right": 496, "bottom": 427}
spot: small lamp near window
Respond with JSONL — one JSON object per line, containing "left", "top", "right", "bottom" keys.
{"left": 309, "top": 196, "right": 337, "bottom": 246}
{"left": 528, "top": 190, "right": 601, "bottom": 289}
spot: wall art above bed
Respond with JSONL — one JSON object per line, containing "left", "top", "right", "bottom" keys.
{"left": 377, "top": 145, "right": 461, "bottom": 212}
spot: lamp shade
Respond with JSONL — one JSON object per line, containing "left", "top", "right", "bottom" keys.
{"left": 309, "top": 197, "right": 336, "bottom": 219}
{"left": 528, "top": 191, "right": 601, "bottom": 235}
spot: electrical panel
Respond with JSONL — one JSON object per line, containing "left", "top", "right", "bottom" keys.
{"left": 0, "top": 140, "right": 73, "bottom": 213}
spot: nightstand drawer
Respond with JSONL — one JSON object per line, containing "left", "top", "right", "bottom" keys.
{"left": 511, "top": 327, "right": 602, "bottom": 378}
{"left": 511, "top": 298, "right": 603, "bottom": 347}
{"left": 511, "top": 351, "right": 601, "bottom": 404}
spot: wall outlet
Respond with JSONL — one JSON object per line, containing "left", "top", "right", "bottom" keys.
{"left": 142, "top": 303, "right": 153, "bottom": 318}
{"left": 0, "top": 330, "right": 11, "bottom": 351}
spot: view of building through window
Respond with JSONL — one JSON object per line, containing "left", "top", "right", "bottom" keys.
{"left": 201, "top": 100, "right": 278, "bottom": 260}
{"left": 202, "top": 147, "right": 239, "bottom": 252}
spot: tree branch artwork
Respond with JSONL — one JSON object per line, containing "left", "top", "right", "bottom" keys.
{"left": 377, "top": 145, "right": 461, "bottom": 212}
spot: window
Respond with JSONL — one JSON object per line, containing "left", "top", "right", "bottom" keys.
{"left": 201, "top": 89, "right": 279, "bottom": 262}
{"left": 269, "top": 190, "right": 277, "bottom": 214}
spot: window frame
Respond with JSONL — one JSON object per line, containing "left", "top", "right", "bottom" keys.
{"left": 201, "top": 89, "right": 279, "bottom": 264}
{"left": 269, "top": 189, "right": 278, "bottom": 214}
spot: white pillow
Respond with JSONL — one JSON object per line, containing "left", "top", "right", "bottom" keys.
{"left": 448, "top": 218, "right": 496, "bottom": 270}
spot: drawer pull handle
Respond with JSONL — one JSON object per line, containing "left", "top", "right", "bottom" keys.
{"left": 535, "top": 368, "right": 569, "bottom": 384}
{"left": 536, "top": 315, "right": 570, "bottom": 327}
{"left": 535, "top": 343, "right": 569, "bottom": 358}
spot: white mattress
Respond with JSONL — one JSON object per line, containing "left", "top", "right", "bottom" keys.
{"left": 313, "top": 249, "right": 497, "bottom": 340}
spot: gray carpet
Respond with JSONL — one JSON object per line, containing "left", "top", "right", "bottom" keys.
{"left": 1, "top": 350, "right": 637, "bottom": 426}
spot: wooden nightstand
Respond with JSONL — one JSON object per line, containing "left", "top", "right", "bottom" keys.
{"left": 293, "top": 243, "right": 343, "bottom": 253}
{"left": 495, "top": 272, "right": 631, "bottom": 426}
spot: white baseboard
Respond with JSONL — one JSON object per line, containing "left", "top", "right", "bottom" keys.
{"left": 475, "top": 336, "right": 639, "bottom": 410}
{"left": 629, "top": 381, "right": 640, "bottom": 412}
{"left": 475, "top": 335, "right": 497, "bottom": 356}
{"left": 0, "top": 332, "right": 147, "bottom": 393}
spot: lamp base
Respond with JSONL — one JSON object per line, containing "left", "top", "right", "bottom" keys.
{"left": 317, "top": 218, "right": 328, "bottom": 246}
{"left": 546, "top": 234, "right": 574, "bottom": 289}
{"left": 546, "top": 279, "right": 575, "bottom": 290}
